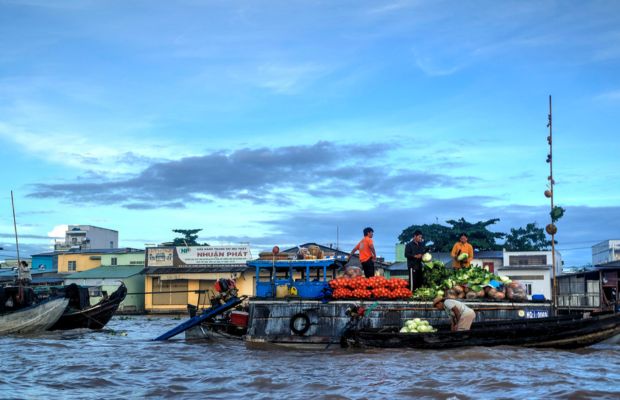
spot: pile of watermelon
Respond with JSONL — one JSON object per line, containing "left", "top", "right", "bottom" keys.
{"left": 330, "top": 276, "right": 412, "bottom": 300}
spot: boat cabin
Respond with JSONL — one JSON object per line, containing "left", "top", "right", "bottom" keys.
{"left": 249, "top": 257, "right": 346, "bottom": 299}
{"left": 557, "top": 267, "right": 619, "bottom": 313}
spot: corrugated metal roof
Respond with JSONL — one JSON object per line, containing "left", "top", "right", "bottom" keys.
{"left": 31, "top": 248, "right": 144, "bottom": 257}
{"left": 475, "top": 251, "right": 504, "bottom": 259}
{"left": 65, "top": 265, "right": 145, "bottom": 279}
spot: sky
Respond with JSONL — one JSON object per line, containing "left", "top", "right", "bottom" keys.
{"left": 0, "top": 0, "right": 619, "bottom": 267}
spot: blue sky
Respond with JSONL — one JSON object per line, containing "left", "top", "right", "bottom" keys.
{"left": 1, "top": 0, "right": 619, "bottom": 266}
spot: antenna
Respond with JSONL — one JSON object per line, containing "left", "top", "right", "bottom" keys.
{"left": 546, "top": 95, "right": 557, "bottom": 312}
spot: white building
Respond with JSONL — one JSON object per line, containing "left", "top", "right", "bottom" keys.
{"left": 495, "top": 250, "right": 562, "bottom": 300}
{"left": 592, "top": 240, "right": 620, "bottom": 266}
{"left": 55, "top": 225, "right": 118, "bottom": 251}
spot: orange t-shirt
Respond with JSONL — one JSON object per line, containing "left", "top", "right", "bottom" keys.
{"left": 451, "top": 242, "right": 474, "bottom": 268}
{"left": 355, "top": 236, "right": 374, "bottom": 262}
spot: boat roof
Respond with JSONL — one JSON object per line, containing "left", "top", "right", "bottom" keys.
{"left": 143, "top": 265, "right": 248, "bottom": 274}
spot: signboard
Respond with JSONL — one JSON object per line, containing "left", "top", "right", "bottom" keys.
{"left": 147, "top": 245, "right": 252, "bottom": 267}
{"left": 147, "top": 248, "right": 174, "bottom": 267}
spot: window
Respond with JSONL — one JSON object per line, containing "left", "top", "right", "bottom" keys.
{"left": 110, "top": 241, "right": 114, "bottom": 248}
{"left": 152, "top": 278, "right": 188, "bottom": 305}
{"left": 68, "top": 261, "right": 77, "bottom": 272}
{"left": 111, "top": 257, "right": 118, "bottom": 266}
{"left": 509, "top": 255, "right": 547, "bottom": 266}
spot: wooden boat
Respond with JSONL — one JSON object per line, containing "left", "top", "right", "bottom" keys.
{"left": 342, "top": 312, "right": 620, "bottom": 349}
{"left": 0, "top": 296, "right": 69, "bottom": 335}
{"left": 48, "top": 283, "right": 127, "bottom": 330}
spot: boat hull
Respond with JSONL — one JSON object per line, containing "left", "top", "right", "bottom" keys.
{"left": 0, "top": 298, "right": 69, "bottom": 335}
{"left": 344, "top": 312, "right": 620, "bottom": 350}
{"left": 49, "top": 284, "right": 127, "bottom": 330}
{"left": 244, "top": 299, "right": 554, "bottom": 349}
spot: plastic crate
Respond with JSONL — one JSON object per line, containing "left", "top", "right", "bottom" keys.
{"left": 230, "top": 311, "right": 249, "bottom": 327}
{"left": 292, "top": 282, "right": 328, "bottom": 299}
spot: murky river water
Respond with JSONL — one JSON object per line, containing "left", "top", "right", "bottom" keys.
{"left": 1, "top": 316, "right": 619, "bottom": 399}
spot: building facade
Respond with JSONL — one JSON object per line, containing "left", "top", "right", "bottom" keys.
{"left": 144, "top": 245, "right": 254, "bottom": 314}
{"left": 55, "top": 225, "right": 118, "bottom": 251}
{"left": 592, "top": 240, "right": 620, "bottom": 266}
{"left": 496, "top": 250, "right": 562, "bottom": 300}
{"left": 100, "top": 251, "right": 145, "bottom": 267}
{"left": 57, "top": 248, "right": 143, "bottom": 274}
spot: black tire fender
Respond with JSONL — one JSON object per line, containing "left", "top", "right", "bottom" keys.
{"left": 290, "top": 312, "right": 311, "bottom": 336}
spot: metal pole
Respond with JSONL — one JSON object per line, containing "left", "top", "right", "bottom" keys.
{"left": 548, "top": 96, "right": 557, "bottom": 314}
{"left": 11, "top": 190, "right": 21, "bottom": 267}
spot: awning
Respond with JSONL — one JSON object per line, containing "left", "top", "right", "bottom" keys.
{"left": 156, "top": 272, "right": 243, "bottom": 281}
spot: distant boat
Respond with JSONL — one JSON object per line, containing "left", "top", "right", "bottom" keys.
{"left": 44, "top": 283, "right": 128, "bottom": 331}
{"left": 0, "top": 292, "right": 68, "bottom": 335}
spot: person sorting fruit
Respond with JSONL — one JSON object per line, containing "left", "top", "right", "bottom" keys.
{"left": 349, "top": 227, "right": 377, "bottom": 278}
{"left": 433, "top": 297, "right": 476, "bottom": 331}
{"left": 451, "top": 232, "right": 474, "bottom": 269}
{"left": 404, "top": 230, "right": 425, "bottom": 291}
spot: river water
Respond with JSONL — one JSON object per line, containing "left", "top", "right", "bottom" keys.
{"left": 1, "top": 316, "right": 618, "bottom": 399}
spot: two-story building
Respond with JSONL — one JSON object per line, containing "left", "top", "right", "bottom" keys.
{"left": 62, "top": 248, "right": 145, "bottom": 313}
{"left": 56, "top": 248, "right": 143, "bottom": 274}
{"left": 496, "top": 250, "right": 562, "bottom": 300}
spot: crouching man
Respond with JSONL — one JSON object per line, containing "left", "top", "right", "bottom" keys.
{"left": 433, "top": 297, "right": 476, "bottom": 331}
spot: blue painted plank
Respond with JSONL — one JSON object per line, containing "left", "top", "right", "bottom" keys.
{"left": 153, "top": 296, "right": 243, "bottom": 341}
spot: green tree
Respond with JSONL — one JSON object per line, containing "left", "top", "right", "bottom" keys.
{"left": 398, "top": 223, "right": 454, "bottom": 252}
{"left": 503, "top": 222, "right": 553, "bottom": 251}
{"left": 171, "top": 229, "right": 208, "bottom": 246}
{"left": 398, "top": 218, "right": 505, "bottom": 252}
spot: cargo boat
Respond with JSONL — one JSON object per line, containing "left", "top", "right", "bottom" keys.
{"left": 177, "top": 258, "right": 576, "bottom": 349}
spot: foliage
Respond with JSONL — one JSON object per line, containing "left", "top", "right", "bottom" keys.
{"left": 171, "top": 229, "right": 208, "bottom": 246}
{"left": 550, "top": 206, "right": 565, "bottom": 223}
{"left": 503, "top": 222, "right": 553, "bottom": 251}
{"left": 398, "top": 218, "right": 504, "bottom": 252}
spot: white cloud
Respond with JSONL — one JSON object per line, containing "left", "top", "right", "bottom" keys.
{"left": 47, "top": 224, "right": 67, "bottom": 238}
{"left": 595, "top": 90, "right": 620, "bottom": 102}
{"left": 0, "top": 121, "right": 194, "bottom": 174}
{"left": 235, "top": 62, "right": 334, "bottom": 94}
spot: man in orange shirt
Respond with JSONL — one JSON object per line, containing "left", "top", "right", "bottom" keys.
{"left": 451, "top": 232, "right": 474, "bottom": 269}
{"left": 349, "top": 227, "right": 377, "bottom": 278}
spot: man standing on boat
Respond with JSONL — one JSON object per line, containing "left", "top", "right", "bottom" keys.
{"left": 18, "top": 260, "right": 31, "bottom": 284}
{"left": 433, "top": 297, "right": 476, "bottom": 331}
{"left": 404, "top": 230, "right": 425, "bottom": 292}
{"left": 450, "top": 233, "right": 474, "bottom": 269}
{"left": 349, "top": 227, "right": 376, "bottom": 278}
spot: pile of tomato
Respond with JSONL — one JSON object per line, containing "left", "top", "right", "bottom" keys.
{"left": 329, "top": 277, "right": 412, "bottom": 299}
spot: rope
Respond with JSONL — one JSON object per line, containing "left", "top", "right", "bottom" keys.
{"left": 125, "top": 289, "right": 212, "bottom": 295}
